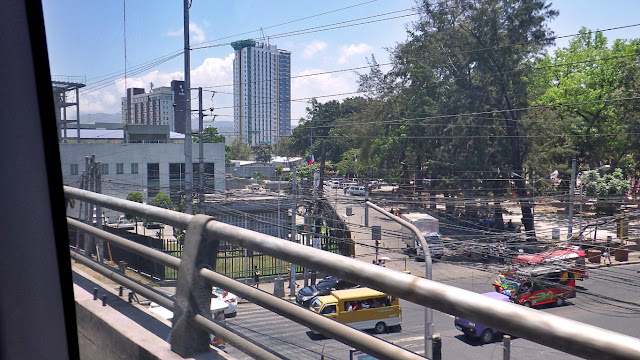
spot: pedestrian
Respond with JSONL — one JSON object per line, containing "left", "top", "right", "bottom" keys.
{"left": 603, "top": 247, "right": 612, "bottom": 265}
{"left": 253, "top": 265, "right": 260, "bottom": 288}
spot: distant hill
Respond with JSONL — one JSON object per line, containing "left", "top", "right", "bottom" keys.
{"left": 81, "top": 112, "right": 122, "bottom": 123}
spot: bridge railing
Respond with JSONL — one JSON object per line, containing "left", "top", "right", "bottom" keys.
{"left": 64, "top": 185, "right": 640, "bottom": 360}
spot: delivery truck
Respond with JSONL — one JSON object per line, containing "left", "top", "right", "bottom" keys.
{"left": 400, "top": 212, "right": 444, "bottom": 259}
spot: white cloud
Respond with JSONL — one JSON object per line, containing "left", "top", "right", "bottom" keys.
{"left": 78, "top": 54, "right": 236, "bottom": 123}
{"left": 166, "top": 22, "right": 206, "bottom": 43}
{"left": 290, "top": 68, "right": 359, "bottom": 123}
{"left": 189, "top": 23, "right": 206, "bottom": 43}
{"left": 302, "top": 41, "right": 327, "bottom": 59}
{"left": 337, "top": 43, "right": 373, "bottom": 64}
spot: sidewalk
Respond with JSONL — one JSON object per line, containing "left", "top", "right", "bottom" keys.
{"left": 584, "top": 249, "right": 640, "bottom": 269}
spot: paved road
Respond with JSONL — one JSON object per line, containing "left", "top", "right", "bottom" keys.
{"left": 220, "top": 263, "right": 640, "bottom": 360}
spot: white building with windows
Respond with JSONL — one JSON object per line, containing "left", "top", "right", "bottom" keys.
{"left": 60, "top": 142, "right": 226, "bottom": 220}
{"left": 232, "top": 40, "right": 291, "bottom": 146}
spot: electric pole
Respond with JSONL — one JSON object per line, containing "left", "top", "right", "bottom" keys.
{"left": 85, "top": 155, "right": 95, "bottom": 259}
{"left": 568, "top": 159, "right": 577, "bottom": 239}
{"left": 198, "top": 87, "right": 204, "bottom": 214}
{"left": 290, "top": 166, "right": 297, "bottom": 297}
{"left": 95, "top": 161, "right": 104, "bottom": 262}
{"left": 183, "top": 0, "right": 193, "bottom": 215}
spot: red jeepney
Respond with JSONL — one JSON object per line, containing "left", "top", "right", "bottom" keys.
{"left": 498, "top": 265, "right": 577, "bottom": 307}
{"left": 512, "top": 247, "right": 588, "bottom": 280}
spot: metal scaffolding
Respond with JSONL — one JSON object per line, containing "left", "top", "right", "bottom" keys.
{"left": 52, "top": 75, "right": 86, "bottom": 142}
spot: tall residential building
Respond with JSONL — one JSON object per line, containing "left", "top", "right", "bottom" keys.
{"left": 121, "top": 80, "right": 187, "bottom": 133}
{"left": 232, "top": 40, "right": 291, "bottom": 146}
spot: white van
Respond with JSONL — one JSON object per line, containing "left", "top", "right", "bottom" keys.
{"left": 347, "top": 186, "right": 366, "bottom": 196}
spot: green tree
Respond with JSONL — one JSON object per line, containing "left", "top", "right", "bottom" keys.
{"left": 253, "top": 144, "right": 272, "bottom": 162}
{"left": 194, "top": 127, "right": 225, "bottom": 143}
{"left": 227, "top": 138, "right": 252, "bottom": 160}
{"left": 252, "top": 171, "right": 265, "bottom": 181}
{"left": 274, "top": 165, "right": 285, "bottom": 179}
{"left": 149, "top": 193, "right": 173, "bottom": 210}
{"left": 536, "top": 29, "right": 640, "bottom": 172}
{"left": 288, "top": 97, "right": 369, "bottom": 163}
{"left": 336, "top": 149, "right": 365, "bottom": 178}
{"left": 360, "top": 0, "right": 558, "bottom": 236}
{"left": 125, "top": 192, "right": 143, "bottom": 221}
{"left": 583, "top": 168, "right": 630, "bottom": 197}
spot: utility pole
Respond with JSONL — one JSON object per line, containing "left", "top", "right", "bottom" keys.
{"left": 85, "top": 155, "right": 96, "bottom": 259}
{"left": 198, "top": 87, "right": 204, "bottom": 214}
{"left": 95, "top": 161, "right": 104, "bottom": 262}
{"left": 75, "top": 170, "right": 85, "bottom": 249}
{"left": 365, "top": 185, "right": 369, "bottom": 227}
{"left": 290, "top": 166, "right": 297, "bottom": 297}
{"left": 183, "top": 0, "right": 193, "bottom": 215}
{"left": 568, "top": 159, "right": 577, "bottom": 239}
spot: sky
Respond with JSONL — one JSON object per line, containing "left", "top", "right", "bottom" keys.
{"left": 42, "top": 0, "right": 640, "bottom": 130}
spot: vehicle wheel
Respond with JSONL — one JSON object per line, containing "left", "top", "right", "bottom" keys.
{"left": 374, "top": 322, "right": 388, "bottom": 334}
{"left": 481, "top": 329, "right": 494, "bottom": 344}
{"left": 523, "top": 301, "right": 532, "bottom": 308}
{"left": 555, "top": 296, "right": 565, "bottom": 307}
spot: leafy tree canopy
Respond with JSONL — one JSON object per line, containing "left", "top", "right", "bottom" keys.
{"left": 194, "top": 127, "right": 225, "bottom": 143}
{"left": 125, "top": 192, "right": 144, "bottom": 221}
{"left": 227, "top": 138, "right": 252, "bottom": 160}
{"left": 149, "top": 193, "right": 173, "bottom": 210}
{"left": 582, "top": 168, "right": 630, "bottom": 197}
{"left": 253, "top": 145, "right": 272, "bottom": 162}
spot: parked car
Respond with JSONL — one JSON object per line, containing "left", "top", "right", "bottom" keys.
{"left": 144, "top": 220, "right": 163, "bottom": 229}
{"left": 212, "top": 287, "right": 238, "bottom": 317}
{"left": 296, "top": 276, "right": 358, "bottom": 307}
{"left": 115, "top": 215, "right": 136, "bottom": 230}
{"left": 454, "top": 292, "right": 511, "bottom": 343}
{"left": 341, "top": 181, "right": 358, "bottom": 189}
{"left": 346, "top": 185, "right": 366, "bottom": 196}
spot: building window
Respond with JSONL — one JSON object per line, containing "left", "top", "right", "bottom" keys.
{"left": 70, "top": 164, "right": 78, "bottom": 175}
{"left": 131, "top": 163, "right": 139, "bottom": 174}
{"left": 147, "top": 163, "right": 160, "bottom": 199}
{"left": 100, "top": 163, "right": 109, "bottom": 175}
{"left": 169, "top": 163, "right": 185, "bottom": 204}
{"left": 116, "top": 163, "right": 124, "bottom": 174}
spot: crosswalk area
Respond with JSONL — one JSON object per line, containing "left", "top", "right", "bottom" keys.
{"left": 219, "top": 302, "right": 424, "bottom": 360}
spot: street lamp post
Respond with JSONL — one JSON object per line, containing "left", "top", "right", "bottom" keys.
{"left": 366, "top": 201, "right": 434, "bottom": 359}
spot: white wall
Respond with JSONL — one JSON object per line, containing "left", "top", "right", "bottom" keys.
{"left": 60, "top": 142, "right": 226, "bottom": 220}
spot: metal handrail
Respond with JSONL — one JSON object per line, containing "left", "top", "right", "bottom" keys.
{"left": 67, "top": 217, "right": 421, "bottom": 360}
{"left": 64, "top": 186, "right": 640, "bottom": 360}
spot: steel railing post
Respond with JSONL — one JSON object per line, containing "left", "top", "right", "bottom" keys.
{"left": 169, "top": 214, "right": 219, "bottom": 357}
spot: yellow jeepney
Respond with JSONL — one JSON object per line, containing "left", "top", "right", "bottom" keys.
{"left": 309, "top": 287, "right": 401, "bottom": 334}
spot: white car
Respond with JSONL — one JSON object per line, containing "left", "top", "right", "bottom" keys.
{"left": 149, "top": 296, "right": 229, "bottom": 320}
{"left": 212, "top": 287, "right": 238, "bottom": 317}
{"left": 115, "top": 215, "right": 136, "bottom": 230}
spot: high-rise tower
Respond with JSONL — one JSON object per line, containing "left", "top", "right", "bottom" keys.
{"left": 232, "top": 40, "right": 291, "bottom": 146}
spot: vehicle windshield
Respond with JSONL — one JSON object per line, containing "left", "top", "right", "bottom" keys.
{"left": 310, "top": 298, "right": 323, "bottom": 313}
